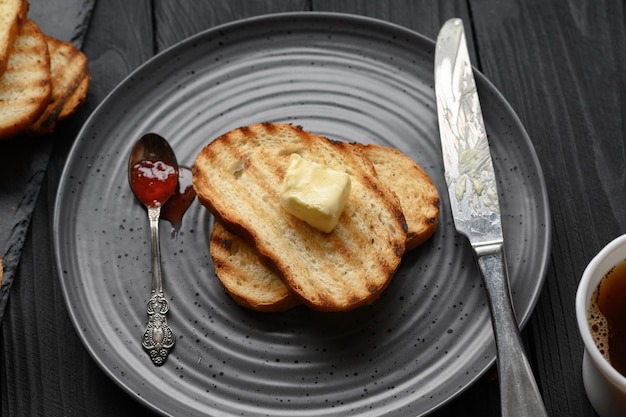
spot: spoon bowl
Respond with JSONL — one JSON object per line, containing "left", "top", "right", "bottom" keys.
{"left": 128, "top": 133, "right": 179, "bottom": 366}
{"left": 128, "top": 133, "right": 179, "bottom": 208}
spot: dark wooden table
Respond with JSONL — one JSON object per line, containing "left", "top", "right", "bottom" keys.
{"left": 2, "top": 0, "right": 623, "bottom": 415}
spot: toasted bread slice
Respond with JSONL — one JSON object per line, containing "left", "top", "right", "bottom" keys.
{"left": 58, "top": 70, "right": 89, "bottom": 121}
{"left": 0, "top": 0, "right": 28, "bottom": 75}
{"left": 360, "top": 144, "right": 440, "bottom": 250}
{"left": 210, "top": 143, "right": 439, "bottom": 311}
{"left": 193, "top": 123, "right": 407, "bottom": 311}
{"left": 0, "top": 19, "right": 51, "bottom": 139}
{"left": 210, "top": 222, "right": 300, "bottom": 312}
{"left": 29, "top": 36, "right": 89, "bottom": 134}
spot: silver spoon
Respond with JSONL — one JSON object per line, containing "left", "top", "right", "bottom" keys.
{"left": 128, "top": 133, "right": 179, "bottom": 366}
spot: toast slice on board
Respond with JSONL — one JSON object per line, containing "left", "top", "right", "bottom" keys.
{"left": 0, "top": 0, "right": 28, "bottom": 75}
{"left": 29, "top": 35, "right": 89, "bottom": 134}
{"left": 0, "top": 19, "right": 51, "bottom": 139}
{"left": 210, "top": 143, "right": 440, "bottom": 312}
{"left": 193, "top": 123, "right": 407, "bottom": 311}
{"left": 58, "top": 70, "right": 89, "bottom": 121}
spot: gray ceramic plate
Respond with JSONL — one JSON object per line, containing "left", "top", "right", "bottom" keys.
{"left": 54, "top": 12, "right": 551, "bottom": 417}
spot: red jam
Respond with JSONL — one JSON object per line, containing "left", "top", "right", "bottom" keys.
{"left": 130, "top": 158, "right": 178, "bottom": 207}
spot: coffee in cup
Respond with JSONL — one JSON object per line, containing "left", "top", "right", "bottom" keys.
{"left": 587, "top": 258, "right": 626, "bottom": 377}
{"left": 577, "top": 234, "right": 626, "bottom": 417}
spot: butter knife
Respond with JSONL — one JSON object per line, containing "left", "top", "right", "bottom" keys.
{"left": 434, "top": 18, "right": 548, "bottom": 416}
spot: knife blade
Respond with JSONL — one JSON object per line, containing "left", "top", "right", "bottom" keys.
{"left": 434, "top": 18, "right": 548, "bottom": 417}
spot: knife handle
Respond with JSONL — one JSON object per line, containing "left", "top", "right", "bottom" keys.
{"left": 475, "top": 243, "right": 548, "bottom": 417}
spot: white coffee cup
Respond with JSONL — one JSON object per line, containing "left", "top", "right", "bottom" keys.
{"left": 576, "top": 234, "right": 626, "bottom": 417}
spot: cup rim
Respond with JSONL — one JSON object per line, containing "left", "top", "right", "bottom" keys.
{"left": 576, "top": 233, "right": 626, "bottom": 386}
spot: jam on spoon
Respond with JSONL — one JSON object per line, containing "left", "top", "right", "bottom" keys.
{"left": 130, "top": 159, "right": 178, "bottom": 208}
{"left": 128, "top": 133, "right": 178, "bottom": 366}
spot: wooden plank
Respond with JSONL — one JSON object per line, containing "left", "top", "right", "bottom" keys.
{"left": 28, "top": 0, "right": 96, "bottom": 46}
{"left": 154, "top": 0, "right": 311, "bottom": 50}
{"left": 468, "top": 0, "right": 626, "bottom": 415}
{"left": 78, "top": 0, "right": 153, "bottom": 103}
{"left": 312, "top": 0, "right": 469, "bottom": 41}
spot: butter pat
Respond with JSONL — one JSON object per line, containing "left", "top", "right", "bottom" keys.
{"left": 280, "top": 154, "right": 351, "bottom": 233}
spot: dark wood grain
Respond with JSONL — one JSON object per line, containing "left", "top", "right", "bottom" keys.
{"left": 1, "top": 0, "right": 618, "bottom": 415}
{"left": 28, "top": 0, "right": 95, "bottom": 46}
{"left": 154, "top": 0, "right": 311, "bottom": 50}
{"left": 470, "top": 1, "right": 624, "bottom": 415}
{"left": 312, "top": 0, "right": 468, "bottom": 41}
{"left": 80, "top": 0, "right": 153, "bottom": 103}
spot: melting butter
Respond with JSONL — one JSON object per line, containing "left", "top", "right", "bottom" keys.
{"left": 280, "top": 154, "right": 351, "bottom": 233}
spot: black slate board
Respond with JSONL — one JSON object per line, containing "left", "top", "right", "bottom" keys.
{"left": 0, "top": 137, "right": 52, "bottom": 317}
{"left": 0, "top": 0, "right": 95, "bottom": 321}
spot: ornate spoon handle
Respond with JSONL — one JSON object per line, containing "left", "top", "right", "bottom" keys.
{"left": 142, "top": 290, "right": 175, "bottom": 365}
{"left": 142, "top": 206, "right": 175, "bottom": 366}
